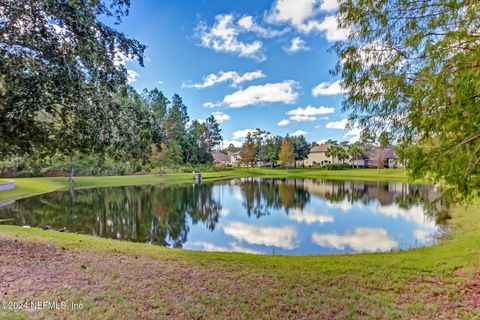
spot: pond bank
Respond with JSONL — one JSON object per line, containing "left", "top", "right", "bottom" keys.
{"left": 0, "top": 168, "right": 408, "bottom": 204}
{"left": 0, "top": 180, "right": 15, "bottom": 192}
{"left": 0, "top": 169, "right": 478, "bottom": 319}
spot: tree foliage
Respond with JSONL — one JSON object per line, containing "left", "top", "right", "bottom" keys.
{"left": 335, "top": 0, "right": 480, "bottom": 201}
{"left": 0, "top": 0, "right": 145, "bottom": 157}
{"left": 279, "top": 136, "right": 295, "bottom": 168}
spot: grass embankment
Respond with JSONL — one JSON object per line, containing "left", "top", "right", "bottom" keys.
{"left": 0, "top": 168, "right": 478, "bottom": 319}
{"left": 0, "top": 168, "right": 408, "bottom": 204}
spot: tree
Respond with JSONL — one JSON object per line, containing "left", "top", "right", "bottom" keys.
{"left": 225, "top": 143, "right": 240, "bottom": 153}
{"left": 165, "top": 95, "right": 186, "bottom": 145}
{"left": 250, "top": 128, "right": 269, "bottom": 164}
{"left": 240, "top": 133, "right": 256, "bottom": 169}
{"left": 143, "top": 89, "right": 169, "bottom": 147}
{"left": 347, "top": 144, "right": 364, "bottom": 168}
{"left": 335, "top": 0, "right": 480, "bottom": 202}
{"left": 204, "top": 115, "right": 223, "bottom": 151}
{"left": 171, "top": 94, "right": 189, "bottom": 125}
{"left": 111, "top": 87, "right": 152, "bottom": 165}
{"left": 263, "top": 136, "right": 283, "bottom": 167}
{"left": 325, "top": 144, "right": 340, "bottom": 165}
{"left": 378, "top": 131, "right": 392, "bottom": 149}
{"left": 0, "top": 0, "right": 145, "bottom": 166}
{"left": 279, "top": 136, "right": 295, "bottom": 168}
{"left": 291, "top": 135, "right": 311, "bottom": 168}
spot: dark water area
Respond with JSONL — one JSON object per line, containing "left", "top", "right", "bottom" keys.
{"left": 0, "top": 178, "right": 444, "bottom": 255}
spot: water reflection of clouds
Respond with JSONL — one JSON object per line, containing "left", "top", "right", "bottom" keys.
{"left": 185, "top": 241, "right": 262, "bottom": 255}
{"left": 326, "top": 199, "right": 354, "bottom": 212}
{"left": 372, "top": 204, "right": 436, "bottom": 228}
{"left": 223, "top": 222, "right": 298, "bottom": 249}
{"left": 220, "top": 208, "right": 230, "bottom": 217}
{"left": 288, "top": 209, "right": 334, "bottom": 225}
{"left": 312, "top": 228, "right": 398, "bottom": 252}
{"left": 413, "top": 229, "right": 431, "bottom": 242}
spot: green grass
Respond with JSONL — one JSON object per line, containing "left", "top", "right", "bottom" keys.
{"left": 0, "top": 168, "right": 478, "bottom": 319}
{"left": 0, "top": 168, "right": 408, "bottom": 204}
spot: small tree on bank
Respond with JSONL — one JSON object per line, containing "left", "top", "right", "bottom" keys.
{"left": 279, "top": 137, "right": 295, "bottom": 169}
{"left": 240, "top": 133, "right": 256, "bottom": 170}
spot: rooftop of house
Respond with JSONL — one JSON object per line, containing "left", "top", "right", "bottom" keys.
{"left": 309, "top": 143, "right": 333, "bottom": 153}
{"left": 212, "top": 152, "right": 230, "bottom": 162}
{"left": 363, "top": 147, "right": 396, "bottom": 159}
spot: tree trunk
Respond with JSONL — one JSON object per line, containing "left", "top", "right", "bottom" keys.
{"left": 69, "top": 167, "right": 75, "bottom": 183}
{"left": 69, "top": 155, "right": 75, "bottom": 183}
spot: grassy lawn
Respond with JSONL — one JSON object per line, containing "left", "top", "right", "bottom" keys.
{"left": 0, "top": 168, "right": 408, "bottom": 204}
{"left": 0, "top": 168, "right": 478, "bottom": 319}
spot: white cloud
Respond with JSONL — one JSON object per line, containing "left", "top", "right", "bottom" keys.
{"left": 344, "top": 126, "right": 362, "bottom": 143}
{"left": 320, "top": 0, "right": 339, "bottom": 11}
{"left": 285, "top": 105, "right": 335, "bottom": 122}
{"left": 326, "top": 118, "right": 348, "bottom": 129}
{"left": 127, "top": 69, "right": 138, "bottom": 83}
{"left": 312, "top": 228, "right": 398, "bottom": 252}
{"left": 195, "top": 14, "right": 265, "bottom": 61}
{"left": 222, "top": 80, "right": 299, "bottom": 108}
{"left": 292, "top": 130, "right": 307, "bottom": 136}
{"left": 290, "top": 115, "right": 316, "bottom": 122}
{"left": 238, "top": 15, "right": 287, "bottom": 38}
{"left": 269, "top": 0, "right": 318, "bottom": 26}
{"left": 284, "top": 37, "right": 310, "bottom": 53}
{"left": 312, "top": 80, "right": 346, "bottom": 96}
{"left": 288, "top": 209, "right": 334, "bottom": 225}
{"left": 232, "top": 128, "right": 255, "bottom": 140}
{"left": 287, "top": 105, "right": 335, "bottom": 116}
{"left": 268, "top": 1, "right": 348, "bottom": 42}
{"left": 157, "top": 80, "right": 163, "bottom": 85}
{"left": 212, "top": 111, "right": 231, "bottom": 123}
{"left": 278, "top": 119, "right": 290, "bottom": 126}
{"left": 223, "top": 222, "right": 298, "bottom": 249}
{"left": 183, "top": 70, "right": 265, "bottom": 89}
{"left": 317, "top": 139, "right": 328, "bottom": 144}
{"left": 203, "top": 102, "right": 221, "bottom": 108}
{"left": 297, "top": 15, "right": 349, "bottom": 41}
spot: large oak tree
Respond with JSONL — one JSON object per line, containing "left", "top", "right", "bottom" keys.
{"left": 0, "top": 0, "right": 145, "bottom": 161}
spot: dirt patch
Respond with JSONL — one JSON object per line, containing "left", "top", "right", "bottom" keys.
{"left": 0, "top": 237, "right": 286, "bottom": 319}
{"left": 398, "top": 269, "right": 480, "bottom": 319}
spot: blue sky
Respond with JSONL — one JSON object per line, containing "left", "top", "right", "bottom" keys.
{"left": 114, "top": 0, "right": 359, "bottom": 147}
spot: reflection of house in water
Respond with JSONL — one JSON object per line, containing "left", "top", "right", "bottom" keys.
{"left": 301, "top": 179, "right": 437, "bottom": 207}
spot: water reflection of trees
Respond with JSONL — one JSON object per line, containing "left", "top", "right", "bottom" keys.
{"left": 0, "top": 184, "right": 222, "bottom": 247}
{"left": 232, "top": 178, "right": 310, "bottom": 217}
{"left": 0, "top": 178, "right": 445, "bottom": 247}
{"left": 301, "top": 180, "right": 447, "bottom": 223}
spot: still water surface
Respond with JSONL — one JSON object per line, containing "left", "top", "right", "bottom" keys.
{"left": 0, "top": 178, "right": 442, "bottom": 255}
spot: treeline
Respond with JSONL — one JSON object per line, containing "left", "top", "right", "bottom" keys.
{"left": 0, "top": 87, "right": 223, "bottom": 178}
{"left": 232, "top": 129, "right": 312, "bottom": 168}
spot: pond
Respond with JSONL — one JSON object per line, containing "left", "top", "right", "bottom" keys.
{"left": 0, "top": 178, "right": 444, "bottom": 255}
